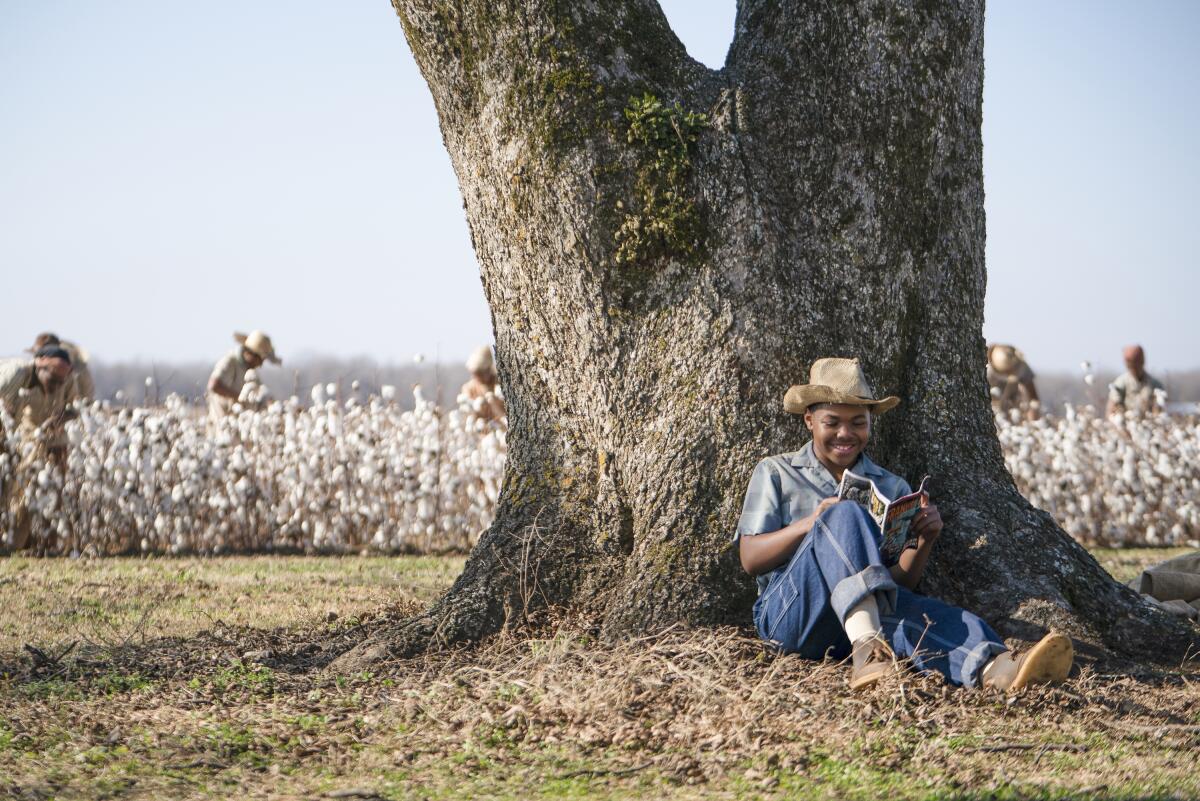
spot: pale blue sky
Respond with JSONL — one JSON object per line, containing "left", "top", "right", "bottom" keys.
{"left": 1, "top": 1, "right": 1195, "bottom": 372}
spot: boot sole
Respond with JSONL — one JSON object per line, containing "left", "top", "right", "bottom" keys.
{"left": 1010, "top": 632, "right": 1073, "bottom": 690}
{"left": 849, "top": 663, "right": 893, "bottom": 690}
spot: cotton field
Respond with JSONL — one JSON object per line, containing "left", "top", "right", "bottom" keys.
{"left": 996, "top": 406, "right": 1200, "bottom": 547}
{"left": 1, "top": 391, "right": 1197, "bottom": 555}
{"left": 1, "top": 387, "right": 506, "bottom": 556}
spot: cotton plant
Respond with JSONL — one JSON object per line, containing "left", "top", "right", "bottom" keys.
{"left": 3, "top": 381, "right": 1194, "bottom": 554}
{"left": 1, "top": 385, "right": 506, "bottom": 556}
{"left": 996, "top": 406, "right": 1199, "bottom": 547}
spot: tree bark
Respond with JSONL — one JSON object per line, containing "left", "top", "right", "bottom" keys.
{"left": 334, "top": 0, "right": 1197, "bottom": 667}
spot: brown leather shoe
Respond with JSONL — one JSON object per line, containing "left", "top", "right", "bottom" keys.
{"left": 985, "top": 631, "right": 1074, "bottom": 692}
{"left": 849, "top": 634, "right": 896, "bottom": 690}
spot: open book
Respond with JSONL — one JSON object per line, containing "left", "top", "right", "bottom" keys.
{"left": 836, "top": 471, "right": 930, "bottom": 560}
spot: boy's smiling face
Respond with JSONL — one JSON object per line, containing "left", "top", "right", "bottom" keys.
{"left": 804, "top": 402, "right": 871, "bottom": 477}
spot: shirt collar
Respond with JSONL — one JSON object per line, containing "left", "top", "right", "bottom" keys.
{"left": 788, "top": 441, "right": 886, "bottom": 489}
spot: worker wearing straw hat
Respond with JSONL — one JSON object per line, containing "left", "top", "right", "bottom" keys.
{"left": 29, "top": 332, "right": 95, "bottom": 404}
{"left": 0, "top": 345, "right": 77, "bottom": 458}
{"left": 733, "top": 357, "right": 1073, "bottom": 692}
{"left": 207, "top": 330, "right": 281, "bottom": 422}
{"left": 0, "top": 345, "right": 77, "bottom": 551}
{"left": 986, "top": 343, "right": 1039, "bottom": 420}
{"left": 459, "top": 345, "right": 506, "bottom": 422}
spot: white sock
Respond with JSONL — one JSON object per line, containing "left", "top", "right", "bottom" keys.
{"left": 981, "top": 651, "right": 1017, "bottom": 687}
{"left": 843, "top": 595, "right": 882, "bottom": 644}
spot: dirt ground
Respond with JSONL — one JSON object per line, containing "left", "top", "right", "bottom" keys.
{"left": 1, "top": 548, "right": 1197, "bottom": 800}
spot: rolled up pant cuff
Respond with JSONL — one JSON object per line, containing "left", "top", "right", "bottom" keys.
{"left": 831, "top": 565, "right": 898, "bottom": 621}
{"left": 960, "top": 639, "right": 1010, "bottom": 689}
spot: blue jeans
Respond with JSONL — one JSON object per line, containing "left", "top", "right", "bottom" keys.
{"left": 752, "top": 502, "right": 1007, "bottom": 687}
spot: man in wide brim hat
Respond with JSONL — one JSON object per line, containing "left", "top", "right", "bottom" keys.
{"left": 985, "top": 343, "right": 1039, "bottom": 420}
{"left": 28, "top": 332, "right": 95, "bottom": 403}
{"left": 207, "top": 330, "right": 281, "bottom": 422}
{"left": 732, "top": 355, "right": 1074, "bottom": 694}
{"left": 460, "top": 345, "right": 506, "bottom": 422}
{"left": 782, "top": 357, "right": 900, "bottom": 415}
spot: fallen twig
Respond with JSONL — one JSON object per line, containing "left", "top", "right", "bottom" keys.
{"left": 23, "top": 640, "right": 77, "bottom": 673}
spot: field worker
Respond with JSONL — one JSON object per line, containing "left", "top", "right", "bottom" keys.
{"left": 0, "top": 346, "right": 77, "bottom": 461}
{"left": 986, "top": 344, "right": 1039, "bottom": 420}
{"left": 1107, "top": 344, "right": 1165, "bottom": 417}
{"left": 30, "top": 332, "right": 95, "bottom": 404}
{"left": 734, "top": 357, "right": 1073, "bottom": 692}
{"left": 460, "top": 345, "right": 506, "bottom": 422}
{"left": 207, "top": 330, "right": 281, "bottom": 421}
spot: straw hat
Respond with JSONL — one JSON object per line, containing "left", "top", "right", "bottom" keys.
{"left": 234, "top": 330, "right": 281, "bottom": 364}
{"left": 465, "top": 345, "right": 495, "bottom": 375}
{"left": 987, "top": 344, "right": 1021, "bottom": 374}
{"left": 783, "top": 357, "right": 899, "bottom": 415}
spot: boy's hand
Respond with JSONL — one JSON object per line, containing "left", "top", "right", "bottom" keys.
{"left": 793, "top": 496, "right": 842, "bottom": 537}
{"left": 814, "top": 496, "right": 842, "bottom": 518}
{"left": 912, "top": 495, "right": 942, "bottom": 545}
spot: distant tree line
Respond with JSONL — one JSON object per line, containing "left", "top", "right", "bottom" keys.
{"left": 90, "top": 358, "right": 471, "bottom": 411}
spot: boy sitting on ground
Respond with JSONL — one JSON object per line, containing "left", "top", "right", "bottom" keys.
{"left": 734, "top": 357, "right": 1073, "bottom": 691}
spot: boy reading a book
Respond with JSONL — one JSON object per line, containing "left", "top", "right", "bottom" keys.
{"left": 734, "top": 357, "right": 1074, "bottom": 691}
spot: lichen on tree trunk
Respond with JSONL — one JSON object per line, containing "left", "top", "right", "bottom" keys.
{"left": 332, "top": 0, "right": 1198, "bottom": 669}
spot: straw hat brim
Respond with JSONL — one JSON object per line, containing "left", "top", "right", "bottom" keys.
{"left": 783, "top": 385, "right": 900, "bottom": 416}
{"left": 233, "top": 332, "right": 281, "bottom": 364}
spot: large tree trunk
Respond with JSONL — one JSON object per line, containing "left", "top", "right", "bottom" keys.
{"left": 336, "top": 0, "right": 1197, "bottom": 667}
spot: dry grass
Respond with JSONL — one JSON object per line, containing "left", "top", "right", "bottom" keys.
{"left": 0, "top": 548, "right": 1197, "bottom": 800}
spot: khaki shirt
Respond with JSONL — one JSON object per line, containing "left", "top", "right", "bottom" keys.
{"left": 207, "top": 348, "right": 250, "bottom": 420}
{"left": 1108, "top": 371, "right": 1164, "bottom": 415}
{"left": 734, "top": 442, "right": 911, "bottom": 594}
{"left": 986, "top": 360, "right": 1036, "bottom": 414}
{"left": 0, "top": 359, "right": 72, "bottom": 447}
{"left": 460, "top": 377, "right": 506, "bottom": 422}
{"left": 60, "top": 341, "right": 95, "bottom": 403}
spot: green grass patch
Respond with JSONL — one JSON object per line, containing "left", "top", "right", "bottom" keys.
{"left": 192, "top": 661, "right": 275, "bottom": 697}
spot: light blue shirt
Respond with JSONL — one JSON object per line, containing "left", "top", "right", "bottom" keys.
{"left": 733, "top": 441, "right": 911, "bottom": 594}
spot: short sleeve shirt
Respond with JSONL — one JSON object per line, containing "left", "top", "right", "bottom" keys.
{"left": 207, "top": 349, "right": 249, "bottom": 419}
{"left": 987, "top": 360, "right": 1036, "bottom": 411}
{"left": 1108, "top": 371, "right": 1164, "bottom": 415}
{"left": 733, "top": 441, "right": 912, "bottom": 594}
